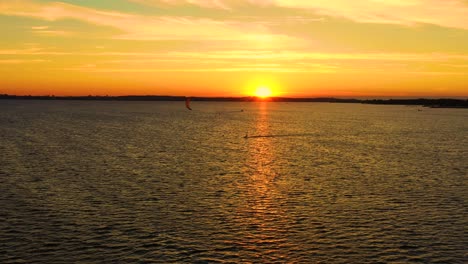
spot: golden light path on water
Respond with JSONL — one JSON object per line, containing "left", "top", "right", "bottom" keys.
{"left": 236, "top": 102, "right": 294, "bottom": 262}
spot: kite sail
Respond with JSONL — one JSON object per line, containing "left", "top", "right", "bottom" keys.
{"left": 185, "top": 97, "right": 192, "bottom": 110}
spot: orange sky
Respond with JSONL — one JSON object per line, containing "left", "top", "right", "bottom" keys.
{"left": 1, "top": 0, "right": 467, "bottom": 97}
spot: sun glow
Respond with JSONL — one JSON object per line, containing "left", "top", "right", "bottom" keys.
{"left": 254, "top": 86, "right": 273, "bottom": 98}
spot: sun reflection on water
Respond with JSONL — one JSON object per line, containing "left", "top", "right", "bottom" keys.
{"left": 236, "top": 102, "right": 293, "bottom": 261}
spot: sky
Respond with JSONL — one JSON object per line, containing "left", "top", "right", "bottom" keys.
{"left": 0, "top": 0, "right": 467, "bottom": 97}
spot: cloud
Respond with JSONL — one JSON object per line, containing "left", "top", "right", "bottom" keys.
{"left": 0, "top": 59, "right": 48, "bottom": 64}
{"left": 0, "top": 47, "right": 71, "bottom": 55}
{"left": 96, "top": 50, "right": 468, "bottom": 73}
{"left": 63, "top": 66, "right": 332, "bottom": 73}
{"left": 154, "top": 51, "right": 468, "bottom": 63}
{"left": 267, "top": 0, "right": 468, "bottom": 29}
{"left": 5, "top": 46, "right": 465, "bottom": 74}
{"left": 131, "top": 0, "right": 232, "bottom": 9}
{"left": 33, "top": 30, "right": 72, "bottom": 36}
{"left": 30, "top": 25, "right": 71, "bottom": 36}
{"left": 131, "top": 0, "right": 468, "bottom": 29}
{"left": 2, "top": 46, "right": 467, "bottom": 63}
{"left": 0, "top": 0, "right": 296, "bottom": 43}
{"left": 31, "top": 26, "right": 49, "bottom": 30}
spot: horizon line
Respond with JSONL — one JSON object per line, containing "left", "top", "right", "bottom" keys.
{"left": 1, "top": 94, "right": 468, "bottom": 100}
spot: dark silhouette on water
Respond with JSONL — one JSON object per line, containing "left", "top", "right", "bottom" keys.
{"left": 221, "top": 109, "right": 245, "bottom": 113}
{"left": 185, "top": 97, "right": 192, "bottom": 110}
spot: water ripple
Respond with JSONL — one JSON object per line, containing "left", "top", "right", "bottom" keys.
{"left": 0, "top": 101, "right": 466, "bottom": 263}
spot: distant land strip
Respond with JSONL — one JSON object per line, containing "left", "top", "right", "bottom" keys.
{"left": 1, "top": 94, "right": 467, "bottom": 108}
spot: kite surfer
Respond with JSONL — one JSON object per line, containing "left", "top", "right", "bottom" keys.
{"left": 185, "top": 97, "right": 192, "bottom": 110}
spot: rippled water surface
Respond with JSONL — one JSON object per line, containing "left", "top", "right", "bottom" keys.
{"left": 1, "top": 100, "right": 467, "bottom": 263}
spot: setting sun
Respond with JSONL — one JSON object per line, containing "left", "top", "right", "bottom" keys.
{"left": 254, "top": 86, "right": 273, "bottom": 98}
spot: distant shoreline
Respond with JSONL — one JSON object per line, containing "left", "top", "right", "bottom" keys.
{"left": 1, "top": 94, "right": 467, "bottom": 108}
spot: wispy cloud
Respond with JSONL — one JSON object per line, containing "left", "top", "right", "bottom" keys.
{"left": 160, "top": 51, "right": 468, "bottom": 62}
{"left": 2, "top": 47, "right": 467, "bottom": 63}
{"left": 5, "top": 46, "right": 463, "bottom": 74}
{"left": 269, "top": 0, "right": 468, "bottom": 29}
{"left": 0, "top": 0, "right": 296, "bottom": 43}
{"left": 31, "top": 26, "right": 49, "bottom": 30}
{"left": 0, "top": 48, "right": 71, "bottom": 55}
{"left": 30, "top": 25, "right": 72, "bottom": 36}
{"left": 131, "top": 0, "right": 233, "bottom": 9}
{"left": 33, "top": 30, "right": 72, "bottom": 36}
{"left": 63, "top": 66, "right": 335, "bottom": 73}
{"left": 0, "top": 59, "right": 48, "bottom": 64}
{"left": 131, "top": 0, "right": 468, "bottom": 29}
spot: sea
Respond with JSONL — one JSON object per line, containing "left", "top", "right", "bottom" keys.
{"left": 0, "top": 100, "right": 467, "bottom": 263}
